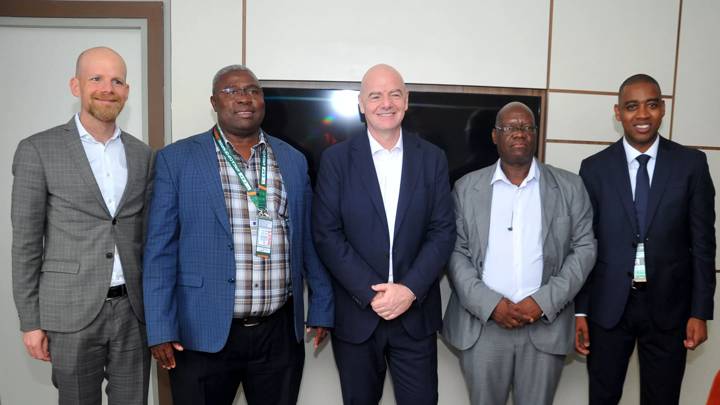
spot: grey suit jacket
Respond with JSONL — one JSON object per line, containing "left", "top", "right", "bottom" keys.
{"left": 12, "top": 117, "right": 153, "bottom": 333}
{"left": 442, "top": 161, "right": 596, "bottom": 355}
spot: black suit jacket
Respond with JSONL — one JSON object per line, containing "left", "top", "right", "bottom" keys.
{"left": 577, "top": 136, "right": 715, "bottom": 330}
{"left": 312, "top": 130, "right": 456, "bottom": 344}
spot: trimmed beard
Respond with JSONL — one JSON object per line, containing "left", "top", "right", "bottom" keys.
{"left": 88, "top": 94, "right": 124, "bottom": 122}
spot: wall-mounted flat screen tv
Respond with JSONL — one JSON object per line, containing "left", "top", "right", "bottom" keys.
{"left": 261, "top": 87, "right": 541, "bottom": 185}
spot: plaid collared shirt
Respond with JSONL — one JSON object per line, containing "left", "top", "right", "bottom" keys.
{"left": 215, "top": 128, "right": 290, "bottom": 318}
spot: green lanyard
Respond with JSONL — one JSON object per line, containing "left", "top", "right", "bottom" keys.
{"left": 213, "top": 126, "right": 268, "bottom": 213}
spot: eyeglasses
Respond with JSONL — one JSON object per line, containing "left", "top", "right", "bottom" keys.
{"left": 495, "top": 125, "right": 537, "bottom": 134}
{"left": 217, "top": 86, "right": 263, "bottom": 98}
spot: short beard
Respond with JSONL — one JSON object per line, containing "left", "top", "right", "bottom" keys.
{"left": 88, "top": 93, "right": 124, "bottom": 122}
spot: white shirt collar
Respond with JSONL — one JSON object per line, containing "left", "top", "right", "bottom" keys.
{"left": 367, "top": 129, "right": 403, "bottom": 155}
{"left": 491, "top": 158, "right": 540, "bottom": 187}
{"left": 622, "top": 134, "right": 659, "bottom": 165}
{"left": 74, "top": 113, "right": 121, "bottom": 143}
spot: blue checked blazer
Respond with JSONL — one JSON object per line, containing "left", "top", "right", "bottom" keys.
{"left": 143, "top": 128, "right": 333, "bottom": 352}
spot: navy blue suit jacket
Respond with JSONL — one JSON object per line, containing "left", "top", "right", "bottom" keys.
{"left": 577, "top": 137, "right": 715, "bottom": 330}
{"left": 312, "top": 130, "right": 455, "bottom": 344}
{"left": 143, "top": 129, "right": 333, "bottom": 352}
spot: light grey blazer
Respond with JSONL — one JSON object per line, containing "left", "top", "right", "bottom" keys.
{"left": 442, "top": 161, "right": 596, "bottom": 355}
{"left": 11, "top": 117, "right": 153, "bottom": 333}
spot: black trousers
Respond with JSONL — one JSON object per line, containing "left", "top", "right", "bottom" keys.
{"left": 587, "top": 289, "right": 687, "bottom": 405}
{"left": 169, "top": 302, "right": 304, "bottom": 405}
{"left": 332, "top": 318, "right": 438, "bottom": 405}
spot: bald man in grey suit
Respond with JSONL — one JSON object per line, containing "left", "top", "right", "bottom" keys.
{"left": 442, "top": 102, "right": 596, "bottom": 405}
{"left": 11, "top": 47, "right": 153, "bottom": 404}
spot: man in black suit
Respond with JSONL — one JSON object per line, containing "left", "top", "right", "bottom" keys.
{"left": 312, "top": 64, "right": 455, "bottom": 405}
{"left": 575, "top": 73, "right": 716, "bottom": 405}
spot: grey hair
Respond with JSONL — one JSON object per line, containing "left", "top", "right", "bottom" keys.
{"left": 211, "top": 64, "right": 258, "bottom": 93}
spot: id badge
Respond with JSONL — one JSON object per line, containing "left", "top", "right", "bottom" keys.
{"left": 633, "top": 242, "right": 647, "bottom": 282}
{"left": 255, "top": 214, "right": 273, "bottom": 258}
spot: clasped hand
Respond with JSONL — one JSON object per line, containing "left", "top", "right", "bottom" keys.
{"left": 370, "top": 283, "right": 416, "bottom": 320}
{"left": 491, "top": 297, "right": 542, "bottom": 329}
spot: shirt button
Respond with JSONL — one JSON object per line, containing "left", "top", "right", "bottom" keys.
{"left": 254, "top": 284, "right": 259, "bottom": 288}
{"left": 105, "top": 252, "right": 113, "bottom": 259}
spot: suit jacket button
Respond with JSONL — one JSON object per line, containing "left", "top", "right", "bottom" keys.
{"left": 631, "top": 242, "right": 638, "bottom": 248}
{"left": 626, "top": 271, "right": 633, "bottom": 278}
{"left": 112, "top": 218, "right": 117, "bottom": 225}
{"left": 228, "top": 278, "right": 235, "bottom": 283}
{"left": 105, "top": 252, "right": 113, "bottom": 259}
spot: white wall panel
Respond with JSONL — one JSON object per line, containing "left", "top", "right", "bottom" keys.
{"left": 544, "top": 142, "right": 605, "bottom": 174}
{"left": 246, "top": 0, "right": 549, "bottom": 88}
{"left": 670, "top": 0, "right": 720, "bottom": 147}
{"left": 706, "top": 150, "right": 720, "bottom": 267}
{"left": 550, "top": 0, "right": 679, "bottom": 93}
{"left": 547, "top": 92, "right": 673, "bottom": 142}
{"left": 170, "top": 0, "right": 243, "bottom": 140}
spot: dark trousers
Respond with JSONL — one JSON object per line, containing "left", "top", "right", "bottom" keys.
{"left": 331, "top": 319, "right": 438, "bottom": 405}
{"left": 169, "top": 302, "right": 304, "bottom": 405}
{"left": 587, "top": 289, "right": 687, "bottom": 405}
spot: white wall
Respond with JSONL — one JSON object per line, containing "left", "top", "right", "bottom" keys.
{"left": 246, "top": 0, "right": 549, "bottom": 89}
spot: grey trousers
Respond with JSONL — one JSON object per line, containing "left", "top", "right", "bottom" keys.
{"left": 47, "top": 296, "right": 150, "bottom": 405}
{"left": 459, "top": 321, "right": 564, "bottom": 405}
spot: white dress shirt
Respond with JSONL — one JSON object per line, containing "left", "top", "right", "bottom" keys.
{"left": 75, "top": 114, "right": 128, "bottom": 287}
{"left": 483, "top": 159, "right": 543, "bottom": 303}
{"left": 623, "top": 135, "right": 659, "bottom": 198}
{"left": 368, "top": 131, "right": 403, "bottom": 283}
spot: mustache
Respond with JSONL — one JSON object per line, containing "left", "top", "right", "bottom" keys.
{"left": 92, "top": 92, "right": 121, "bottom": 102}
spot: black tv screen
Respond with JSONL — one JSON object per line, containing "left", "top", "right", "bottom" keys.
{"left": 261, "top": 87, "right": 541, "bottom": 185}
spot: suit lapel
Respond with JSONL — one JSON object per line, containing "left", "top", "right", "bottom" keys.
{"left": 195, "top": 132, "right": 232, "bottom": 238}
{"left": 610, "top": 141, "right": 639, "bottom": 232}
{"left": 539, "top": 163, "right": 559, "bottom": 245}
{"left": 62, "top": 119, "right": 111, "bottom": 216}
{"left": 472, "top": 165, "right": 495, "bottom": 260}
{"left": 115, "top": 132, "right": 141, "bottom": 213}
{"left": 267, "top": 135, "right": 297, "bottom": 218}
{"left": 645, "top": 137, "right": 672, "bottom": 232}
{"left": 393, "top": 132, "right": 421, "bottom": 237}
{"left": 350, "top": 133, "right": 389, "bottom": 232}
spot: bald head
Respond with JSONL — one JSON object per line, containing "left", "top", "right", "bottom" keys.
{"left": 360, "top": 64, "right": 406, "bottom": 96}
{"left": 358, "top": 64, "right": 409, "bottom": 140}
{"left": 492, "top": 101, "right": 537, "bottom": 169}
{"left": 495, "top": 101, "right": 535, "bottom": 128}
{"left": 75, "top": 47, "right": 127, "bottom": 80}
{"left": 71, "top": 46, "right": 130, "bottom": 126}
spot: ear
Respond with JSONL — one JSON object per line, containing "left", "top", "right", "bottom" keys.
{"left": 210, "top": 95, "right": 218, "bottom": 112}
{"left": 403, "top": 91, "right": 409, "bottom": 111}
{"left": 659, "top": 99, "right": 666, "bottom": 118}
{"left": 357, "top": 95, "right": 365, "bottom": 114}
{"left": 70, "top": 77, "right": 80, "bottom": 97}
{"left": 613, "top": 104, "right": 621, "bottom": 122}
{"left": 491, "top": 129, "right": 498, "bottom": 145}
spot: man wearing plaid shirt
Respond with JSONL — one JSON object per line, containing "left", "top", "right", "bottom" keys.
{"left": 143, "top": 65, "right": 334, "bottom": 405}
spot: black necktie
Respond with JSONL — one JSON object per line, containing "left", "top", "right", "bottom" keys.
{"left": 634, "top": 154, "right": 651, "bottom": 239}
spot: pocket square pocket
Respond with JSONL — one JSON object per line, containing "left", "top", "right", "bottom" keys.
{"left": 40, "top": 261, "right": 80, "bottom": 274}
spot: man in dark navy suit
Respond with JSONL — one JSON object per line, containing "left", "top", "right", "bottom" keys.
{"left": 575, "top": 73, "right": 716, "bottom": 405}
{"left": 312, "top": 64, "right": 455, "bottom": 405}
